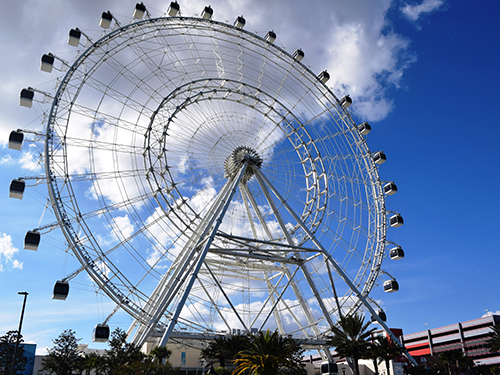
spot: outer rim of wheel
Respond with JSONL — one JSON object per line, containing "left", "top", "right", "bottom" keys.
{"left": 43, "top": 15, "right": 388, "bottom": 332}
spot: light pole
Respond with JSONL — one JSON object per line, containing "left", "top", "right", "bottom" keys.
{"left": 10, "top": 291, "right": 28, "bottom": 375}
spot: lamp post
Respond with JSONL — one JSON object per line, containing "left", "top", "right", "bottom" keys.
{"left": 10, "top": 292, "right": 28, "bottom": 375}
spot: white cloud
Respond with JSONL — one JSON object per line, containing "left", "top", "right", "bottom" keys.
{"left": 18, "top": 150, "right": 41, "bottom": 171}
{"left": 0, "top": 149, "right": 41, "bottom": 171}
{"left": 110, "top": 215, "right": 135, "bottom": 242}
{"left": 401, "top": 0, "right": 444, "bottom": 21}
{"left": 0, "top": 154, "right": 14, "bottom": 165}
{"left": 482, "top": 310, "right": 500, "bottom": 317}
{"left": 193, "top": 0, "right": 415, "bottom": 121}
{"left": 0, "top": 0, "right": 448, "bottom": 339}
{"left": 0, "top": 232, "right": 23, "bottom": 271}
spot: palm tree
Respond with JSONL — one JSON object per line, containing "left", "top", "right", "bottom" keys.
{"left": 201, "top": 336, "right": 232, "bottom": 368}
{"left": 487, "top": 324, "right": 500, "bottom": 353}
{"left": 376, "top": 336, "right": 402, "bottom": 375}
{"left": 233, "top": 329, "right": 305, "bottom": 375}
{"left": 437, "top": 349, "right": 474, "bottom": 375}
{"left": 366, "top": 341, "right": 383, "bottom": 375}
{"left": 328, "top": 314, "right": 376, "bottom": 375}
{"left": 80, "top": 352, "right": 105, "bottom": 375}
{"left": 150, "top": 345, "right": 172, "bottom": 365}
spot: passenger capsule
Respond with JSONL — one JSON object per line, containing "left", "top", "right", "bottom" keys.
{"left": 68, "top": 28, "right": 81, "bottom": 47}
{"left": 24, "top": 230, "right": 40, "bottom": 251}
{"left": 384, "top": 181, "right": 398, "bottom": 195}
{"left": 9, "top": 179, "right": 25, "bottom": 199}
{"left": 340, "top": 95, "right": 352, "bottom": 108}
{"left": 371, "top": 309, "right": 387, "bottom": 323}
{"left": 168, "top": 1, "right": 180, "bottom": 16}
{"left": 19, "top": 88, "right": 34, "bottom": 108}
{"left": 390, "top": 246, "right": 405, "bottom": 260}
{"left": 234, "top": 16, "right": 246, "bottom": 29}
{"left": 201, "top": 6, "right": 213, "bottom": 19}
{"left": 92, "top": 324, "right": 110, "bottom": 343}
{"left": 293, "top": 49, "right": 305, "bottom": 61}
{"left": 389, "top": 214, "right": 404, "bottom": 228}
{"left": 321, "top": 362, "right": 338, "bottom": 375}
{"left": 52, "top": 280, "right": 69, "bottom": 300}
{"left": 100, "top": 11, "right": 112, "bottom": 28}
{"left": 133, "top": 3, "right": 146, "bottom": 19}
{"left": 373, "top": 151, "right": 386, "bottom": 165}
{"left": 318, "top": 70, "right": 330, "bottom": 84}
{"left": 40, "top": 53, "right": 55, "bottom": 73}
{"left": 358, "top": 122, "right": 371, "bottom": 135}
{"left": 384, "top": 280, "right": 399, "bottom": 293}
{"left": 265, "top": 30, "right": 276, "bottom": 43}
{"left": 9, "top": 130, "right": 24, "bottom": 150}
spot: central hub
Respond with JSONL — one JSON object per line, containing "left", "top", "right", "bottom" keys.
{"left": 224, "top": 146, "right": 263, "bottom": 183}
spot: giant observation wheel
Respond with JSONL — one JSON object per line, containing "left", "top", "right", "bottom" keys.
{"left": 10, "top": 2, "right": 408, "bottom": 359}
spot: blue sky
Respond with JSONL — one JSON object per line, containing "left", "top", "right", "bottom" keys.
{"left": 1, "top": 0, "right": 500, "bottom": 355}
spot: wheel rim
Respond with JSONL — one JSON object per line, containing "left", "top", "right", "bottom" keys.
{"left": 45, "top": 16, "right": 387, "bottom": 339}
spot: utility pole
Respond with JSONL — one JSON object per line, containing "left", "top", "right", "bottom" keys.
{"left": 10, "top": 291, "right": 28, "bottom": 375}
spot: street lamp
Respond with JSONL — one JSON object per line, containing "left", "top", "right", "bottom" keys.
{"left": 10, "top": 292, "right": 28, "bottom": 375}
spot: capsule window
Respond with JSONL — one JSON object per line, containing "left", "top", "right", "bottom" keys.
{"left": 20, "top": 88, "right": 34, "bottom": 108}
{"left": 384, "top": 182, "right": 397, "bottom": 195}
{"left": 384, "top": 280, "right": 399, "bottom": 293}
{"left": 373, "top": 151, "right": 387, "bottom": 165}
{"left": 390, "top": 214, "right": 404, "bottom": 228}
{"left": 318, "top": 70, "right": 330, "bottom": 84}
{"left": 24, "top": 231, "right": 40, "bottom": 251}
{"left": 68, "top": 28, "right": 81, "bottom": 47}
{"left": 371, "top": 310, "right": 387, "bottom": 322}
{"left": 168, "top": 1, "right": 180, "bottom": 16}
{"left": 100, "top": 11, "right": 113, "bottom": 28}
{"left": 133, "top": 3, "right": 146, "bottom": 19}
{"left": 41, "top": 53, "right": 55, "bottom": 73}
{"left": 358, "top": 122, "right": 371, "bottom": 135}
{"left": 201, "top": 6, "right": 213, "bottom": 19}
{"left": 9, "top": 131, "right": 24, "bottom": 150}
{"left": 53, "top": 281, "right": 69, "bottom": 300}
{"left": 265, "top": 31, "right": 276, "bottom": 43}
{"left": 10, "top": 179, "right": 25, "bottom": 199}
{"left": 321, "top": 362, "right": 338, "bottom": 375}
{"left": 390, "top": 246, "right": 405, "bottom": 260}
{"left": 92, "top": 324, "right": 110, "bottom": 343}
{"left": 340, "top": 95, "right": 352, "bottom": 108}
{"left": 293, "top": 49, "right": 304, "bottom": 61}
{"left": 234, "top": 16, "right": 246, "bottom": 29}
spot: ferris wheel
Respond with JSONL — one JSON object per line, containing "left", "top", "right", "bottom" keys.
{"left": 9, "top": 2, "right": 409, "bottom": 360}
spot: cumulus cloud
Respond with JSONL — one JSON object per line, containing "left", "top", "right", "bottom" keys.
{"left": 0, "top": 150, "right": 41, "bottom": 171}
{"left": 18, "top": 150, "right": 41, "bottom": 171}
{"left": 0, "top": 154, "right": 14, "bottom": 165}
{"left": 180, "top": 0, "right": 416, "bottom": 122}
{"left": 110, "top": 215, "right": 136, "bottom": 242}
{"left": 0, "top": 232, "right": 23, "bottom": 271}
{"left": 0, "top": 0, "right": 449, "bottom": 338}
{"left": 401, "top": 0, "right": 445, "bottom": 21}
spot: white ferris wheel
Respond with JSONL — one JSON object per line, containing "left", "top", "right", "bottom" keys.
{"left": 9, "top": 2, "right": 410, "bottom": 361}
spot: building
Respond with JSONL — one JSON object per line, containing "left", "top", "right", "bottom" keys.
{"left": 402, "top": 314, "right": 500, "bottom": 366}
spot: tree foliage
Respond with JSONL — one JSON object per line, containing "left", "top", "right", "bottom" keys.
{"left": 488, "top": 324, "right": 500, "bottom": 353}
{"left": 366, "top": 341, "right": 383, "bottom": 375}
{"left": 39, "top": 328, "right": 178, "bottom": 375}
{"left": 0, "top": 331, "right": 27, "bottom": 375}
{"left": 39, "top": 329, "right": 82, "bottom": 375}
{"left": 328, "top": 314, "right": 375, "bottom": 375}
{"left": 233, "top": 329, "right": 306, "bottom": 375}
{"left": 101, "top": 329, "right": 178, "bottom": 375}
{"left": 200, "top": 334, "right": 250, "bottom": 368}
{"left": 149, "top": 345, "right": 172, "bottom": 365}
{"left": 376, "top": 336, "right": 402, "bottom": 375}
